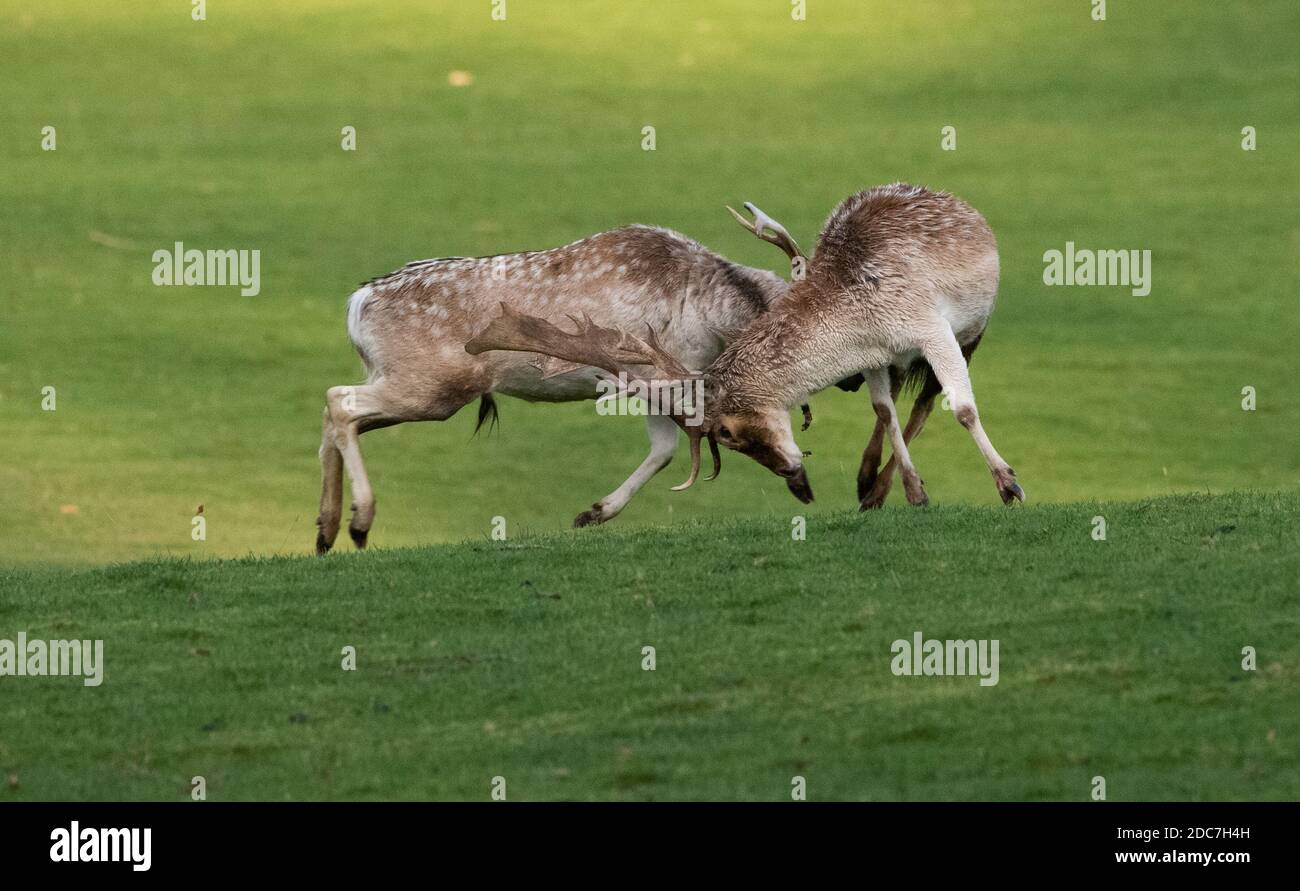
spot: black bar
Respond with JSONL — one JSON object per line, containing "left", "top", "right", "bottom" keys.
{"left": 1, "top": 802, "right": 1286, "bottom": 877}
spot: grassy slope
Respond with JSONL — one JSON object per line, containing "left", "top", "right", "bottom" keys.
{"left": 1, "top": 1, "right": 1298, "bottom": 563}
{"left": 1, "top": 491, "right": 1296, "bottom": 801}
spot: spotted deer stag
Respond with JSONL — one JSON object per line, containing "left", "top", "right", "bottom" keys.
{"left": 316, "top": 214, "right": 807, "bottom": 553}
{"left": 467, "top": 183, "right": 1025, "bottom": 510}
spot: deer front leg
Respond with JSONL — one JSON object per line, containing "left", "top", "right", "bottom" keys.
{"left": 921, "top": 325, "right": 1024, "bottom": 504}
{"left": 317, "top": 405, "right": 345, "bottom": 554}
{"left": 864, "top": 367, "right": 928, "bottom": 507}
{"left": 574, "top": 414, "right": 679, "bottom": 527}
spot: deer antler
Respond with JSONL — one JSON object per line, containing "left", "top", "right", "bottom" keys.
{"left": 726, "top": 201, "right": 805, "bottom": 261}
{"left": 466, "top": 304, "right": 693, "bottom": 379}
{"left": 466, "top": 304, "right": 715, "bottom": 490}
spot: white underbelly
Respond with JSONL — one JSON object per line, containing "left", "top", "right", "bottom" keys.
{"left": 495, "top": 363, "right": 606, "bottom": 403}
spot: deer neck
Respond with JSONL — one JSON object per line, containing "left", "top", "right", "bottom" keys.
{"left": 710, "top": 291, "right": 881, "bottom": 409}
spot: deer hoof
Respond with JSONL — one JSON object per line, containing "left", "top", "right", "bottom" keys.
{"left": 860, "top": 476, "right": 896, "bottom": 509}
{"left": 994, "top": 468, "right": 1024, "bottom": 504}
{"left": 573, "top": 505, "right": 606, "bottom": 528}
{"left": 859, "top": 490, "right": 889, "bottom": 511}
{"left": 315, "top": 514, "right": 340, "bottom": 554}
{"left": 902, "top": 477, "right": 929, "bottom": 507}
{"left": 348, "top": 524, "right": 369, "bottom": 549}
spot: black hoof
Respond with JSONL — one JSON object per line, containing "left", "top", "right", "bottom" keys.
{"left": 315, "top": 533, "right": 332, "bottom": 555}
{"left": 349, "top": 525, "right": 369, "bottom": 549}
{"left": 573, "top": 505, "right": 605, "bottom": 528}
{"left": 1000, "top": 482, "right": 1026, "bottom": 504}
{"left": 860, "top": 480, "right": 893, "bottom": 510}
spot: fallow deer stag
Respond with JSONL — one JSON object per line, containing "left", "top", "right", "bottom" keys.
{"left": 468, "top": 183, "right": 1025, "bottom": 509}
{"left": 316, "top": 217, "right": 806, "bottom": 553}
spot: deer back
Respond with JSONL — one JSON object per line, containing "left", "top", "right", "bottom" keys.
{"left": 346, "top": 225, "right": 788, "bottom": 393}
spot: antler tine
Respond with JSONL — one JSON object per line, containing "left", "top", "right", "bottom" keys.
{"left": 726, "top": 201, "right": 805, "bottom": 261}
{"left": 704, "top": 432, "right": 721, "bottom": 481}
{"left": 726, "top": 203, "right": 760, "bottom": 235}
{"left": 640, "top": 323, "right": 696, "bottom": 380}
{"left": 670, "top": 427, "right": 703, "bottom": 491}
{"left": 571, "top": 312, "right": 642, "bottom": 364}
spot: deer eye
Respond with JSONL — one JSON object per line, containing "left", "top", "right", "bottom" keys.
{"left": 717, "top": 425, "right": 733, "bottom": 441}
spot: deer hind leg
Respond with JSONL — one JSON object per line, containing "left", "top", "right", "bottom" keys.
{"left": 323, "top": 383, "right": 396, "bottom": 550}
{"left": 574, "top": 414, "right": 678, "bottom": 527}
{"left": 323, "top": 369, "right": 488, "bottom": 548}
{"left": 860, "top": 369, "right": 942, "bottom": 510}
{"left": 856, "top": 368, "right": 901, "bottom": 504}
{"left": 860, "top": 335, "right": 981, "bottom": 510}
{"left": 864, "top": 367, "right": 928, "bottom": 507}
{"left": 921, "top": 324, "right": 1023, "bottom": 504}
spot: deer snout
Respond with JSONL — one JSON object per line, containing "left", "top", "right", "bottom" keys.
{"left": 782, "top": 464, "right": 814, "bottom": 503}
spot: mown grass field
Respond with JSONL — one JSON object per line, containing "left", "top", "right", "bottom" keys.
{"left": 1, "top": 2, "right": 1297, "bottom": 802}
{"left": 0, "top": 492, "right": 1296, "bottom": 801}
{"left": 1, "top": 1, "right": 1297, "bottom": 563}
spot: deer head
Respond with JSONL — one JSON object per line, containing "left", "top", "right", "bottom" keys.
{"left": 464, "top": 303, "right": 814, "bottom": 503}
{"left": 705, "top": 385, "right": 814, "bottom": 503}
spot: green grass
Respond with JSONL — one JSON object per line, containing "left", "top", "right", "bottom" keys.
{"left": 0, "top": 491, "right": 1296, "bottom": 801}
{"left": 2, "top": 1, "right": 1298, "bottom": 563}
